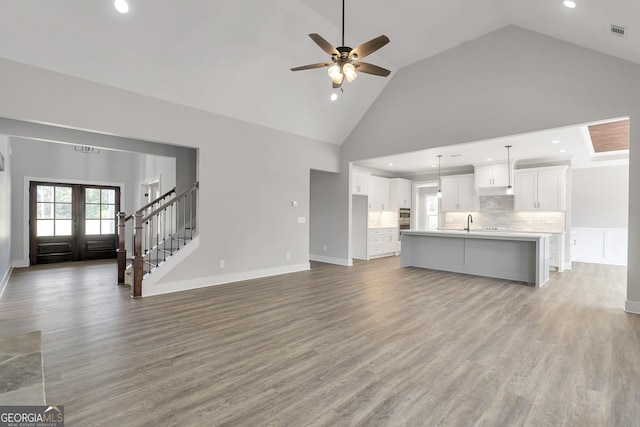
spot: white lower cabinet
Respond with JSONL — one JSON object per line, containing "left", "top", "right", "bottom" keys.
{"left": 368, "top": 228, "right": 398, "bottom": 258}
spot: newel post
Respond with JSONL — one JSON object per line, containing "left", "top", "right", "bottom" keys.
{"left": 132, "top": 212, "right": 144, "bottom": 298}
{"left": 116, "top": 212, "right": 127, "bottom": 286}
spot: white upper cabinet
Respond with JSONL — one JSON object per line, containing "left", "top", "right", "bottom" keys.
{"left": 514, "top": 166, "right": 567, "bottom": 211}
{"left": 457, "top": 175, "right": 480, "bottom": 211}
{"left": 369, "top": 176, "right": 391, "bottom": 211}
{"left": 475, "top": 163, "right": 511, "bottom": 188}
{"left": 390, "top": 178, "right": 412, "bottom": 210}
{"left": 440, "top": 174, "right": 479, "bottom": 212}
{"left": 352, "top": 170, "right": 370, "bottom": 195}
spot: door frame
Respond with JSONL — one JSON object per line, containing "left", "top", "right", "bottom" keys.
{"left": 140, "top": 176, "right": 161, "bottom": 207}
{"left": 20, "top": 176, "right": 126, "bottom": 267}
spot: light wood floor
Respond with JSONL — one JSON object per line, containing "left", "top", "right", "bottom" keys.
{"left": 1, "top": 258, "right": 638, "bottom": 426}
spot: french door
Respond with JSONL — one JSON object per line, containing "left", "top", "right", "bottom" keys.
{"left": 29, "top": 182, "right": 121, "bottom": 265}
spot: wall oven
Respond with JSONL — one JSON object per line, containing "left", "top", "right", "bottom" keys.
{"left": 399, "top": 208, "right": 410, "bottom": 239}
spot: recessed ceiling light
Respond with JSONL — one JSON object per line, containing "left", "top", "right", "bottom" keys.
{"left": 388, "top": 163, "right": 394, "bottom": 166}
{"left": 563, "top": 1, "right": 576, "bottom": 8}
{"left": 114, "top": 0, "right": 129, "bottom": 13}
{"left": 486, "top": 158, "right": 492, "bottom": 161}
{"left": 558, "top": 149, "right": 567, "bottom": 153}
{"left": 330, "top": 93, "right": 338, "bottom": 101}
{"left": 551, "top": 140, "right": 560, "bottom": 144}
{"left": 431, "top": 165, "right": 437, "bottom": 168}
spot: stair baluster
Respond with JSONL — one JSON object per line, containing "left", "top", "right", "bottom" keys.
{"left": 116, "top": 183, "right": 198, "bottom": 298}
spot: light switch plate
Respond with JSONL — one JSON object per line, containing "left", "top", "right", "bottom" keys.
{"left": 297, "top": 216, "right": 306, "bottom": 223}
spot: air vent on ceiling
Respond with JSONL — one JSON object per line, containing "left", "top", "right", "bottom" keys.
{"left": 610, "top": 24, "right": 627, "bottom": 38}
{"left": 448, "top": 154, "right": 463, "bottom": 158}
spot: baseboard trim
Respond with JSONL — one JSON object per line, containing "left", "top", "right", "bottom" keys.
{"left": 143, "top": 261, "right": 311, "bottom": 298}
{"left": 12, "top": 260, "right": 29, "bottom": 268}
{"left": 0, "top": 266, "right": 14, "bottom": 301}
{"left": 309, "top": 255, "right": 353, "bottom": 266}
{"left": 625, "top": 300, "right": 640, "bottom": 315}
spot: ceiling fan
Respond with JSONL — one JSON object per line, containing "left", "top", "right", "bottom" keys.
{"left": 290, "top": 0, "right": 391, "bottom": 88}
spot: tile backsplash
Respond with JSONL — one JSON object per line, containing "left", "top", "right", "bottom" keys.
{"left": 369, "top": 211, "right": 398, "bottom": 228}
{"left": 443, "top": 195, "right": 566, "bottom": 232}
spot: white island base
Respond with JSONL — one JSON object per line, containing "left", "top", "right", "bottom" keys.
{"left": 401, "top": 230, "right": 550, "bottom": 287}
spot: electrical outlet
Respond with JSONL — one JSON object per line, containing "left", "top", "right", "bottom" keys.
{"left": 323, "top": 246, "right": 327, "bottom": 252}
{"left": 286, "top": 252, "right": 291, "bottom": 260}
{"left": 219, "top": 260, "right": 225, "bottom": 268}
{"left": 297, "top": 216, "right": 306, "bottom": 223}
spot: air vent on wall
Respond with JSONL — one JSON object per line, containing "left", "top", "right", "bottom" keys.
{"left": 610, "top": 24, "right": 626, "bottom": 38}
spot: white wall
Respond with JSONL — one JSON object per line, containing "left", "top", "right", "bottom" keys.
{"left": 0, "top": 57, "right": 340, "bottom": 296}
{"left": 335, "top": 26, "right": 640, "bottom": 312}
{"left": 572, "top": 165, "right": 629, "bottom": 228}
{"left": 571, "top": 164, "right": 629, "bottom": 266}
{"left": 0, "top": 135, "right": 11, "bottom": 291}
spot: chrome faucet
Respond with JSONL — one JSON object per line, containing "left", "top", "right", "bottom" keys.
{"left": 464, "top": 214, "right": 473, "bottom": 232}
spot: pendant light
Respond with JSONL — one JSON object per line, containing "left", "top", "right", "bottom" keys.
{"left": 505, "top": 145, "right": 514, "bottom": 195}
{"left": 437, "top": 155, "right": 443, "bottom": 198}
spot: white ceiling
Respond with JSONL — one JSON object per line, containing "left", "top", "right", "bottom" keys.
{"left": 354, "top": 119, "right": 630, "bottom": 176}
{"left": 0, "top": 1, "right": 638, "bottom": 145}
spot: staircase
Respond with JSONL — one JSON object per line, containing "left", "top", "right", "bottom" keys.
{"left": 117, "top": 182, "right": 199, "bottom": 298}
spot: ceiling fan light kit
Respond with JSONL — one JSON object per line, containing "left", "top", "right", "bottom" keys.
{"left": 291, "top": 0, "right": 390, "bottom": 88}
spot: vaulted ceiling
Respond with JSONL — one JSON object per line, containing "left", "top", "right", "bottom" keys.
{"left": 1, "top": 0, "right": 638, "bottom": 145}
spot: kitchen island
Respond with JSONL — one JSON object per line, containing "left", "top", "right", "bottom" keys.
{"left": 401, "top": 230, "right": 550, "bottom": 287}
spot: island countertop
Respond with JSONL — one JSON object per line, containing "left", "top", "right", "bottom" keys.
{"left": 401, "top": 229, "right": 551, "bottom": 241}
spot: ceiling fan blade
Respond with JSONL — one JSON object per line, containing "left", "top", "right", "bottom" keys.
{"left": 309, "top": 33, "right": 339, "bottom": 56}
{"left": 350, "top": 35, "right": 390, "bottom": 60}
{"left": 354, "top": 62, "right": 391, "bottom": 77}
{"left": 291, "top": 62, "right": 333, "bottom": 72}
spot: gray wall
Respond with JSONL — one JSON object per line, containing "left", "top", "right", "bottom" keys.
{"left": 0, "top": 135, "right": 11, "bottom": 287}
{"left": 0, "top": 118, "right": 196, "bottom": 194}
{"left": 336, "top": 26, "right": 639, "bottom": 309}
{"left": 310, "top": 169, "right": 344, "bottom": 263}
{"left": 8, "top": 137, "right": 177, "bottom": 265}
{"left": 572, "top": 165, "right": 629, "bottom": 229}
{"left": 0, "top": 56, "right": 340, "bottom": 293}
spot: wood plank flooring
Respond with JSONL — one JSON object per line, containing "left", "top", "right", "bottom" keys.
{"left": 0, "top": 258, "right": 638, "bottom": 426}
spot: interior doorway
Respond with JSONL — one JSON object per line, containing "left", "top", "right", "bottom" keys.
{"left": 141, "top": 179, "right": 161, "bottom": 207}
{"left": 29, "top": 181, "right": 121, "bottom": 264}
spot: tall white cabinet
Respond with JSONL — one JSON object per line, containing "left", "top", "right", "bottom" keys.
{"left": 390, "top": 178, "right": 412, "bottom": 210}
{"left": 352, "top": 170, "right": 370, "bottom": 195}
{"left": 351, "top": 169, "right": 403, "bottom": 260}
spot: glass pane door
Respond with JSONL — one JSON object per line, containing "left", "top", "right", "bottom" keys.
{"left": 85, "top": 188, "right": 116, "bottom": 235}
{"left": 30, "top": 182, "right": 120, "bottom": 265}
